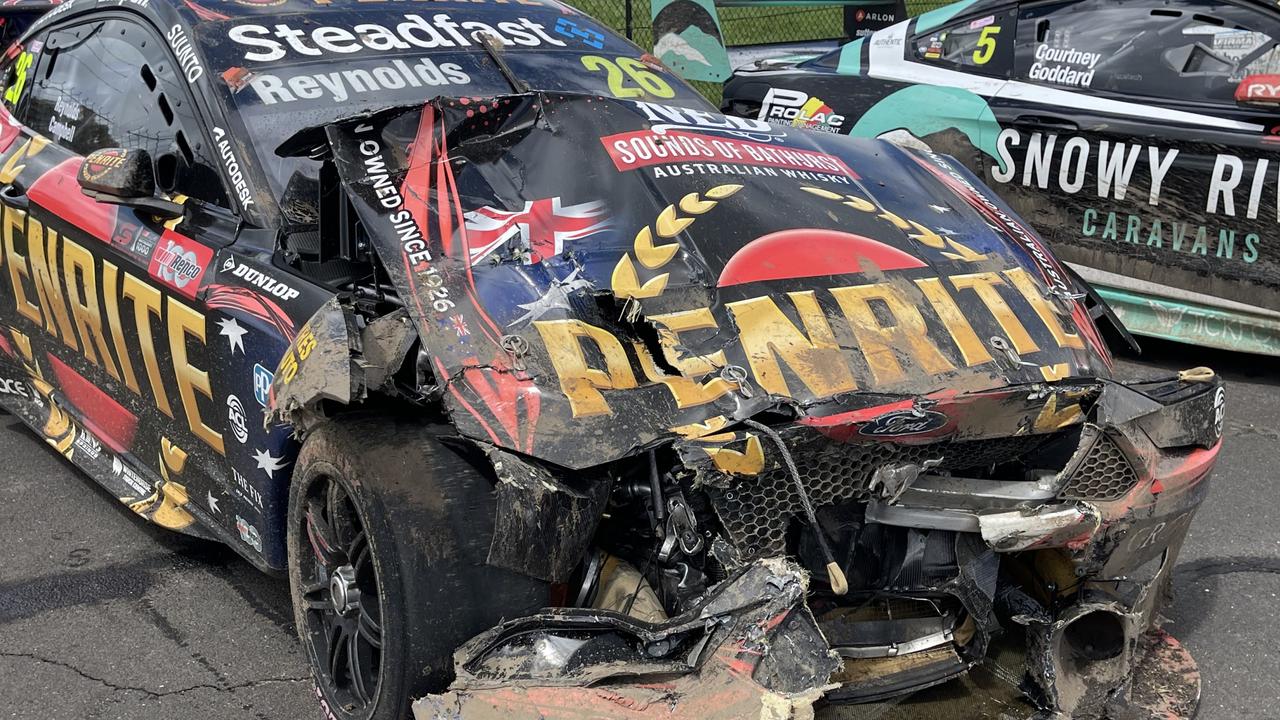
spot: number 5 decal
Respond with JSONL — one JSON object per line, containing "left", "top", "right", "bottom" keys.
{"left": 581, "top": 55, "right": 675, "bottom": 99}
{"left": 973, "top": 26, "right": 1001, "bottom": 65}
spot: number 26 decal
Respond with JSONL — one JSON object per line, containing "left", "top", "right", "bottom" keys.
{"left": 581, "top": 55, "right": 675, "bottom": 99}
{"left": 3, "top": 51, "right": 33, "bottom": 106}
{"left": 972, "top": 26, "right": 1001, "bottom": 65}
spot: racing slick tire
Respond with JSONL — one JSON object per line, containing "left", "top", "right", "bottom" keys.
{"left": 286, "top": 415, "right": 548, "bottom": 720}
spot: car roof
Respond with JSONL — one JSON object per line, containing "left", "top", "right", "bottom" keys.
{"left": 11, "top": 0, "right": 577, "bottom": 23}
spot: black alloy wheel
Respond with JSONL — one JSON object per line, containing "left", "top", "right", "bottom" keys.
{"left": 298, "top": 474, "right": 383, "bottom": 713}
{"left": 287, "top": 417, "right": 551, "bottom": 720}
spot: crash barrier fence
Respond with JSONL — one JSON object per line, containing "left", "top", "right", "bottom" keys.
{"left": 564, "top": 0, "right": 954, "bottom": 104}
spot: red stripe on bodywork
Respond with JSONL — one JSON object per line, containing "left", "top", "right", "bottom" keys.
{"left": 46, "top": 353, "right": 137, "bottom": 454}
{"left": 28, "top": 157, "right": 118, "bottom": 243}
{"left": 800, "top": 398, "right": 916, "bottom": 427}
{"left": 436, "top": 356, "right": 501, "bottom": 446}
{"left": 0, "top": 104, "right": 22, "bottom": 153}
{"left": 398, "top": 107, "right": 435, "bottom": 326}
{"left": 1162, "top": 440, "right": 1221, "bottom": 490}
{"left": 461, "top": 358, "right": 542, "bottom": 454}
{"left": 206, "top": 284, "right": 297, "bottom": 342}
{"left": 800, "top": 389, "right": 960, "bottom": 442}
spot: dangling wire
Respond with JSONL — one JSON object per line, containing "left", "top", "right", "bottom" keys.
{"left": 743, "top": 419, "right": 848, "bottom": 595}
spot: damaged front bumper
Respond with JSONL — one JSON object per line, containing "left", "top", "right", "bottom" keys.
{"left": 413, "top": 373, "right": 1222, "bottom": 719}
{"left": 416, "top": 558, "right": 840, "bottom": 719}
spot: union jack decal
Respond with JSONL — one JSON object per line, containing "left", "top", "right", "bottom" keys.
{"left": 464, "top": 197, "right": 611, "bottom": 266}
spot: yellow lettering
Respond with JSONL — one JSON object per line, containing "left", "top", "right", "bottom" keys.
{"left": 121, "top": 273, "right": 172, "bottom": 418}
{"left": 102, "top": 261, "right": 140, "bottom": 394}
{"left": 1034, "top": 392, "right": 1085, "bottom": 432}
{"left": 702, "top": 434, "right": 765, "bottom": 476}
{"left": 726, "top": 292, "right": 856, "bottom": 399}
{"left": 8, "top": 326, "right": 31, "bottom": 362}
{"left": 160, "top": 436, "right": 188, "bottom": 476}
{"left": 670, "top": 415, "right": 731, "bottom": 439}
{"left": 638, "top": 307, "right": 733, "bottom": 408}
{"left": 62, "top": 240, "right": 120, "bottom": 380}
{"left": 1040, "top": 363, "right": 1070, "bottom": 381}
{"left": 914, "top": 277, "right": 993, "bottom": 367}
{"left": 167, "top": 299, "right": 222, "bottom": 455}
{"left": 635, "top": 342, "right": 731, "bottom": 409}
{"left": 26, "top": 217, "right": 78, "bottom": 350}
{"left": 533, "top": 319, "right": 638, "bottom": 417}
{"left": 830, "top": 281, "right": 955, "bottom": 385}
{"left": 0, "top": 136, "right": 49, "bottom": 185}
{"left": 949, "top": 271, "right": 1038, "bottom": 355}
{"left": 4, "top": 206, "right": 40, "bottom": 326}
{"left": 1003, "top": 267, "right": 1084, "bottom": 350}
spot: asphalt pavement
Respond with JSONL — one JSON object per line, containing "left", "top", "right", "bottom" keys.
{"left": 0, "top": 338, "right": 1277, "bottom": 720}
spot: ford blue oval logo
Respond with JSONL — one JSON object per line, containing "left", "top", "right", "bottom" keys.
{"left": 858, "top": 409, "right": 948, "bottom": 437}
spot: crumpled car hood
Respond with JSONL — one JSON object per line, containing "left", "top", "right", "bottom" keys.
{"left": 324, "top": 92, "right": 1112, "bottom": 468}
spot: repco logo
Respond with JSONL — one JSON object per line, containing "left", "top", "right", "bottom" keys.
{"left": 157, "top": 244, "right": 201, "bottom": 285}
{"left": 221, "top": 257, "right": 300, "bottom": 301}
{"left": 149, "top": 237, "right": 213, "bottom": 298}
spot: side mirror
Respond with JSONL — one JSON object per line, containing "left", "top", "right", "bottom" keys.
{"left": 77, "top": 148, "right": 182, "bottom": 219}
{"left": 1235, "top": 74, "right": 1280, "bottom": 108}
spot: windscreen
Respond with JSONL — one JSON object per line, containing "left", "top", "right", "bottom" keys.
{"left": 193, "top": 4, "right": 709, "bottom": 220}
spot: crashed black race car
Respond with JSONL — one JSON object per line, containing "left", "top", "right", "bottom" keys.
{"left": 722, "top": 0, "right": 1280, "bottom": 356}
{"left": 0, "top": 1, "right": 1225, "bottom": 719}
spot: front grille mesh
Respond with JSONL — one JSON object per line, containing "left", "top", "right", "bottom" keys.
{"left": 1058, "top": 434, "right": 1139, "bottom": 501}
{"left": 705, "top": 432, "right": 1055, "bottom": 559}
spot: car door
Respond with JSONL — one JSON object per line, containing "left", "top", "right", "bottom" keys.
{"left": 0, "top": 14, "right": 258, "bottom": 550}
{"left": 881, "top": 3, "right": 1018, "bottom": 172}
{"left": 728, "top": 5, "right": 1018, "bottom": 167}
{"left": 989, "top": 0, "right": 1280, "bottom": 316}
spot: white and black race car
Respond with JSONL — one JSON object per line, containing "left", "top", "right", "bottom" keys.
{"left": 724, "top": 0, "right": 1280, "bottom": 355}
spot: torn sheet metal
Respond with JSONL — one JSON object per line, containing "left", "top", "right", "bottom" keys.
{"left": 358, "top": 308, "right": 416, "bottom": 391}
{"left": 485, "top": 446, "right": 611, "bottom": 583}
{"left": 977, "top": 502, "right": 1101, "bottom": 552}
{"left": 414, "top": 559, "right": 840, "bottom": 720}
{"left": 266, "top": 296, "right": 364, "bottom": 435}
